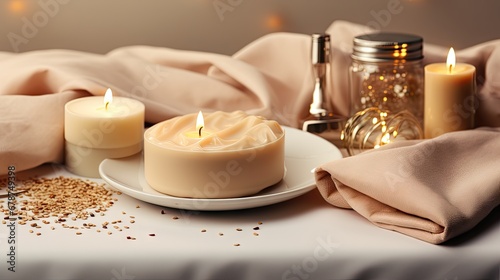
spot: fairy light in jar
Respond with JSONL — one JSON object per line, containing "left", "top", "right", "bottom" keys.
{"left": 342, "top": 108, "right": 423, "bottom": 156}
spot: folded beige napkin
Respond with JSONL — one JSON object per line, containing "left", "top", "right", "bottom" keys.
{"left": 315, "top": 127, "right": 500, "bottom": 244}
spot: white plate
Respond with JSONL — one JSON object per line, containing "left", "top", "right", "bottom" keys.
{"left": 99, "top": 126, "right": 342, "bottom": 211}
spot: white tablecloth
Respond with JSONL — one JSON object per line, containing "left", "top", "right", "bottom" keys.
{"left": 1, "top": 164, "right": 499, "bottom": 280}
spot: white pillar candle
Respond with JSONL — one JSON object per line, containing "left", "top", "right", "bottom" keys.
{"left": 65, "top": 89, "right": 145, "bottom": 177}
{"left": 144, "top": 111, "right": 285, "bottom": 199}
{"left": 424, "top": 48, "right": 476, "bottom": 138}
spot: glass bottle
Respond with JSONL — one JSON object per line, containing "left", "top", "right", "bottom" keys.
{"left": 302, "top": 33, "right": 345, "bottom": 147}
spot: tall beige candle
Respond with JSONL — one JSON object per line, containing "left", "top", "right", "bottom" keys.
{"left": 424, "top": 48, "right": 476, "bottom": 138}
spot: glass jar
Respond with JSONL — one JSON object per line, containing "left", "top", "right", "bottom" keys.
{"left": 349, "top": 33, "right": 424, "bottom": 124}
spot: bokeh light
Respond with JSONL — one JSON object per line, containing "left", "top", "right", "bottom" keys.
{"left": 9, "top": 0, "right": 27, "bottom": 14}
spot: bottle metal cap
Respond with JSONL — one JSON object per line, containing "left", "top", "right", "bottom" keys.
{"left": 311, "top": 33, "right": 331, "bottom": 64}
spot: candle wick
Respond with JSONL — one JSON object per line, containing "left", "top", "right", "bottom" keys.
{"left": 448, "top": 64, "right": 453, "bottom": 74}
{"left": 105, "top": 102, "right": 109, "bottom": 110}
{"left": 198, "top": 126, "right": 203, "bottom": 137}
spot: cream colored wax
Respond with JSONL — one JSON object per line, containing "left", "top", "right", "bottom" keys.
{"left": 64, "top": 94, "right": 144, "bottom": 177}
{"left": 424, "top": 63, "right": 475, "bottom": 138}
{"left": 144, "top": 111, "right": 285, "bottom": 199}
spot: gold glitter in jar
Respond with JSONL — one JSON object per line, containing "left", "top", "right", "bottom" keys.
{"left": 355, "top": 62, "right": 423, "bottom": 121}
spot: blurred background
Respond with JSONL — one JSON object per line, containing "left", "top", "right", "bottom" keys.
{"left": 1, "top": 0, "right": 499, "bottom": 55}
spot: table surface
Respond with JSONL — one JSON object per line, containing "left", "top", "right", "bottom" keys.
{"left": 1, "top": 163, "right": 499, "bottom": 280}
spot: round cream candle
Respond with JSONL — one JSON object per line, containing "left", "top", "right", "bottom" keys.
{"left": 424, "top": 48, "right": 476, "bottom": 138}
{"left": 65, "top": 89, "right": 145, "bottom": 177}
{"left": 144, "top": 111, "right": 285, "bottom": 199}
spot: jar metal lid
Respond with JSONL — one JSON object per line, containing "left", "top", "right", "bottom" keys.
{"left": 352, "top": 32, "right": 423, "bottom": 62}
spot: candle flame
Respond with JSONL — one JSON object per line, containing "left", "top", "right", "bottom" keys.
{"left": 104, "top": 88, "right": 113, "bottom": 110}
{"left": 196, "top": 111, "right": 204, "bottom": 137}
{"left": 446, "top": 47, "right": 456, "bottom": 74}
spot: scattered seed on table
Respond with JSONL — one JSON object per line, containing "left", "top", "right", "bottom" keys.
{"left": 172, "top": 216, "right": 179, "bottom": 220}
{"left": 36, "top": 232, "right": 41, "bottom": 236}
{"left": 136, "top": 205, "right": 140, "bottom": 208}
{"left": 161, "top": 210, "right": 165, "bottom": 214}
{"left": 253, "top": 227, "right": 260, "bottom": 230}
{"left": 236, "top": 228, "right": 242, "bottom": 231}
{"left": 130, "top": 220, "right": 135, "bottom": 224}
{"left": 149, "top": 234, "right": 156, "bottom": 237}
{"left": 76, "top": 232, "right": 82, "bottom": 235}
{"left": 253, "top": 232, "right": 259, "bottom": 236}
{"left": 219, "top": 233, "right": 224, "bottom": 236}
{"left": 258, "top": 221, "right": 263, "bottom": 225}
{"left": 201, "top": 229, "right": 206, "bottom": 233}
{"left": 0, "top": 176, "right": 124, "bottom": 236}
{"left": 233, "top": 243, "right": 240, "bottom": 247}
